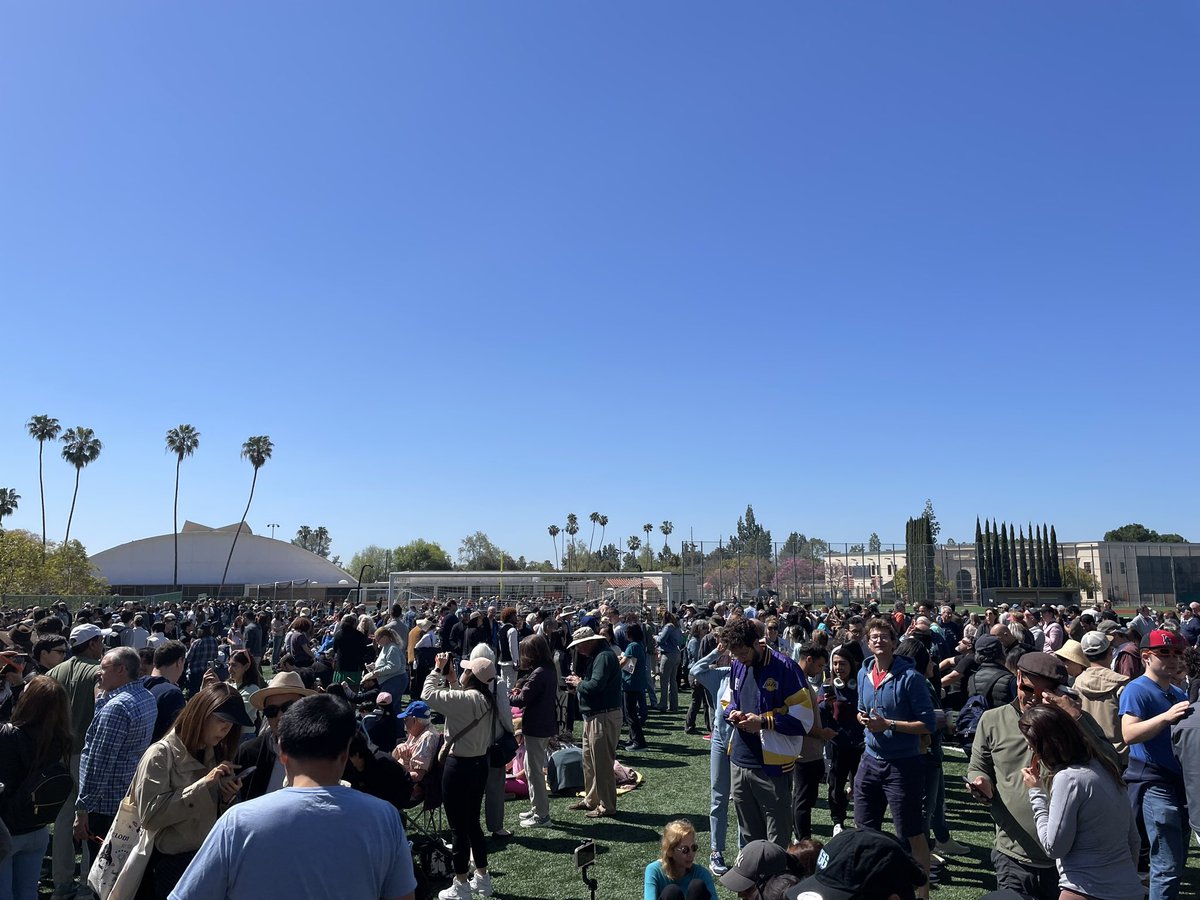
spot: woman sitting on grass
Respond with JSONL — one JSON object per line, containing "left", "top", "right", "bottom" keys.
{"left": 644, "top": 818, "right": 717, "bottom": 900}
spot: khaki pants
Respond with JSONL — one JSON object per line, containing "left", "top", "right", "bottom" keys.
{"left": 524, "top": 734, "right": 551, "bottom": 819}
{"left": 52, "top": 753, "right": 85, "bottom": 890}
{"left": 582, "top": 709, "right": 622, "bottom": 813}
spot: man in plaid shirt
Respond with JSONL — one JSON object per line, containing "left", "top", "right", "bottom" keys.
{"left": 73, "top": 647, "right": 157, "bottom": 844}
{"left": 184, "top": 621, "right": 221, "bottom": 696}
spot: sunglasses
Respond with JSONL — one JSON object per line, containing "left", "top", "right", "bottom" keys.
{"left": 263, "top": 700, "right": 297, "bottom": 718}
{"left": 674, "top": 843, "right": 698, "bottom": 853}
{"left": 1151, "top": 649, "right": 1184, "bottom": 658}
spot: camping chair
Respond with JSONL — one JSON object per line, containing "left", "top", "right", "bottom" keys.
{"left": 402, "top": 733, "right": 453, "bottom": 882}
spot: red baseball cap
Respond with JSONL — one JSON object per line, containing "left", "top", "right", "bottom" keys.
{"left": 1140, "top": 629, "right": 1186, "bottom": 651}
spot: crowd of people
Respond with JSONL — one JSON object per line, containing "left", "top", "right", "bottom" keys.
{"left": 1, "top": 592, "right": 1199, "bottom": 899}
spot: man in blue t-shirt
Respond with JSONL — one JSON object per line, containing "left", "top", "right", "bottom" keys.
{"left": 1120, "top": 629, "right": 1192, "bottom": 900}
{"left": 170, "top": 694, "right": 416, "bottom": 900}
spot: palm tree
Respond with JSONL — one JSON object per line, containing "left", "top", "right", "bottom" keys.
{"left": 598, "top": 514, "right": 609, "bottom": 556}
{"left": 643, "top": 522, "right": 654, "bottom": 567}
{"left": 661, "top": 520, "right": 674, "bottom": 551}
{"left": 0, "top": 488, "right": 19, "bottom": 529}
{"left": 587, "top": 512, "right": 600, "bottom": 558}
{"left": 218, "top": 435, "right": 273, "bottom": 599}
{"left": 626, "top": 535, "right": 642, "bottom": 571}
{"left": 165, "top": 424, "right": 201, "bottom": 590}
{"left": 60, "top": 426, "right": 102, "bottom": 544}
{"left": 26, "top": 415, "right": 60, "bottom": 554}
{"left": 547, "top": 525, "right": 561, "bottom": 571}
{"left": 565, "top": 513, "right": 579, "bottom": 572}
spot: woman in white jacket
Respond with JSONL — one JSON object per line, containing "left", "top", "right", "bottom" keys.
{"left": 363, "top": 627, "right": 408, "bottom": 700}
{"left": 423, "top": 653, "right": 512, "bottom": 900}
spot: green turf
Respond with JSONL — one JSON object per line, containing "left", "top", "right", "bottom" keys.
{"left": 477, "top": 700, "right": 1200, "bottom": 899}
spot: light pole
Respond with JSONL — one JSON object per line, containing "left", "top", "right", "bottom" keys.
{"left": 267, "top": 523, "right": 280, "bottom": 539}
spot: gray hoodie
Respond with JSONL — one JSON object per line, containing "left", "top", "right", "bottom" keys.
{"left": 1072, "top": 665, "right": 1130, "bottom": 765}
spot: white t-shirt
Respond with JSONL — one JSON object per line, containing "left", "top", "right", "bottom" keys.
{"left": 169, "top": 785, "right": 416, "bottom": 900}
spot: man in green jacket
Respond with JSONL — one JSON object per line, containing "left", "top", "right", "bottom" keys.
{"left": 47, "top": 623, "right": 104, "bottom": 899}
{"left": 967, "top": 651, "right": 1122, "bottom": 900}
{"left": 564, "top": 627, "right": 622, "bottom": 818}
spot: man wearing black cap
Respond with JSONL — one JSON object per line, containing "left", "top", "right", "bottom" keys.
{"left": 966, "top": 651, "right": 1121, "bottom": 899}
{"left": 718, "top": 839, "right": 789, "bottom": 899}
{"left": 787, "top": 827, "right": 926, "bottom": 900}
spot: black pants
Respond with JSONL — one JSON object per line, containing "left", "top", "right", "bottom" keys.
{"left": 624, "top": 691, "right": 645, "bottom": 745}
{"left": 135, "top": 849, "right": 196, "bottom": 900}
{"left": 686, "top": 684, "right": 711, "bottom": 731}
{"left": 660, "top": 880, "right": 714, "bottom": 900}
{"left": 826, "top": 743, "right": 863, "bottom": 827}
{"left": 443, "top": 754, "right": 489, "bottom": 876}
{"left": 990, "top": 849, "right": 1058, "bottom": 900}
{"left": 791, "top": 758, "right": 825, "bottom": 841}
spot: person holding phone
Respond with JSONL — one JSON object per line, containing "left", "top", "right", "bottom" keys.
{"left": 1019, "top": 703, "right": 1141, "bottom": 900}
{"left": 130, "top": 682, "right": 254, "bottom": 899}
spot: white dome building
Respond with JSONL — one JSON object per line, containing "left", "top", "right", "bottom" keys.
{"left": 90, "top": 521, "right": 353, "bottom": 600}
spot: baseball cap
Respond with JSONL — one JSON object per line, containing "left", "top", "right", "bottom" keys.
{"left": 1141, "top": 629, "right": 1186, "bottom": 651}
{"left": 398, "top": 700, "right": 431, "bottom": 720}
{"left": 973, "top": 635, "right": 1004, "bottom": 662}
{"left": 1096, "top": 619, "right": 1124, "bottom": 636}
{"left": 1080, "top": 631, "right": 1110, "bottom": 659}
{"left": 212, "top": 694, "right": 255, "bottom": 728}
{"left": 788, "top": 828, "right": 926, "bottom": 900}
{"left": 69, "top": 623, "right": 103, "bottom": 648}
{"left": 719, "top": 840, "right": 788, "bottom": 892}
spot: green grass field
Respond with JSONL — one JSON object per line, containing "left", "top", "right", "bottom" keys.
{"left": 477, "top": 700, "right": 1200, "bottom": 900}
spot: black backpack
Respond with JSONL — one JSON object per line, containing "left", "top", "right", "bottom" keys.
{"left": 0, "top": 725, "right": 73, "bottom": 832}
{"left": 954, "top": 667, "right": 1014, "bottom": 755}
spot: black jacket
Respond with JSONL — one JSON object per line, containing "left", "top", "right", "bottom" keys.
{"left": 235, "top": 731, "right": 278, "bottom": 801}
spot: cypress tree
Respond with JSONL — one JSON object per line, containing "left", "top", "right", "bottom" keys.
{"left": 1000, "top": 522, "right": 1012, "bottom": 587}
{"left": 991, "top": 519, "right": 1002, "bottom": 587}
{"left": 1008, "top": 523, "right": 1018, "bottom": 589}
{"left": 983, "top": 520, "right": 992, "bottom": 590}
{"left": 1042, "top": 523, "right": 1052, "bottom": 589}
{"left": 1030, "top": 523, "right": 1040, "bottom": 587}
{"left": 1049, "top": 525, "right": 1061, "bottom": 587}
{"left": 1035, "top": 525, "right": 1046, "bottom": 587}
{"left": 975, "top": 518, "right": 987, "bottom": 593}
{"left": 1018, "top": 526, "right": 1029, "bottom": 588}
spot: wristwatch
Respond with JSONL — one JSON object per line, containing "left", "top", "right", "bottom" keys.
{"left": 886, "top": 719, "right": 896, "bottom": 734}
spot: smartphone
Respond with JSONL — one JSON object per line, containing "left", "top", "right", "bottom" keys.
{"left": 233, "top": 765, "right": 256, "bottom": 782}
{"left": 964, "top": 779, "right": 988, "bottom": 801}
{"left": 573, "top": 840, "right": 597, "bottom": 869}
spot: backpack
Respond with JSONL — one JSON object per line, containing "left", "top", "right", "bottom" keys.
{"left": 545, "top": 746, "right": 584, "bottom": 795}
{"left": 0, "top": 725, "right": 73, "bottom": 833}
{"left": 954, "top": 667, "right": 1014, "bottom": 755}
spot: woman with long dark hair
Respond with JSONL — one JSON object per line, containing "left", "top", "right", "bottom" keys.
{"left": 131, "top": 682, "right": 253, "bottom": 899}
{"left": 509, "top": 635, "right": 557, "bottom": 828}
{"left": 226, "top": 650, "right": 263, "bottom": 740}
{"left": 423, "top": 652, "right": 512, "bottom": 900}
{"left": 0, "top": 676, "right": 72, "bottom": 900}
{"left": 1018, "top": 703, "right": 1141, "bottom": 900}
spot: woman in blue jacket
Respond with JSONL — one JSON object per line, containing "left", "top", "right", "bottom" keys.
{"left": 619, "top": 624, "right": 649, "bottom": 751}
{"left": 643, "top": 819, "right": 717, "bottom": 900}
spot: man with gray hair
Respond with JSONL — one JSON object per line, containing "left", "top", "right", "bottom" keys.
{"left": 73, "top": 647, "right": 157, "bottom": 848}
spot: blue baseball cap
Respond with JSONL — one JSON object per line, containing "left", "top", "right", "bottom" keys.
{"left": 397, "top": 700, "right": 431, "bottom": 720}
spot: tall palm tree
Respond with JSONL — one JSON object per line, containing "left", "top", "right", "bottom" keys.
{"left": 565, "top": 513, "right": 579, "bottom": 572}
{"left": 26, "top": 415, "right": 60, "bottom": 554}
{"left": 0, "top": 488, "right": 19, "bottom": 530}
{"left": 218, "top": 435, "right": 273, "bottom": 599}
{"left": 165, "top": 424, "right": 201, "bottom": 589}
{"left": 61, "top": 426, "right": 102, "bottom": 544}
{"left": 547, "top": 525, "right": 561, "bottom": 571}
{"left": 643, "top": 522, "right": 654, "bottom": 567}
{"left": 598, "top": 514, "right": 609, "bottom": 557}
{"left": 661, "top": 520, "right": 674, "bottom": 551}
{"left": 626, "top": 535, "right": 641, "bottom": 571}
{"left": 587, "top": 512, "right": 600, "bottom": 558}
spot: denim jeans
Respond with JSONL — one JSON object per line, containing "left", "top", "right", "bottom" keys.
{"left": 709, "top": 737, "right": 732, "bottom": 853}
{"left": 1142, "top": 783, "right": 1189, "bottom": 900}
{"left": 0, "top": 827, "right": 49, "bottom": 900}
{"left": 379, "top": 672, "right": 409, "bottom": 702}
{"left": 922, "top": 760, "right": 949, "bottom": 844}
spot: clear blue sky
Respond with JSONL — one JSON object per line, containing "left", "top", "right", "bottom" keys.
{"left": 2, "top": 2, "right": 1197, "bottom": 567}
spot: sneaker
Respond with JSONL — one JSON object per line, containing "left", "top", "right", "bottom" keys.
{"left": 519, "top": 809, "right": 539, "bottom": 821}
{"left": 935, "top": 838, "right": 971, "bottom": 856}
{"left": 438, "top": 881, "right": 472, "bottom": 900}
{"left": 930, "top": 851, "right": 947, "bottom": 868}
{"left": 520, "top": 814, "right": 551, "bottom": 828}
{"left": 709, "top": 851, "right": 729, "bottom": 876}
{"left": 832, "top": 823, "right": 844, "bottom": 836}
{"left": 467, "top": 871, "right": 493, "bottom": 896}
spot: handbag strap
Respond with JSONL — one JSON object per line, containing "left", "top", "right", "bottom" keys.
{"left": 442, "top": 704, "right": 487, "bottom": 755}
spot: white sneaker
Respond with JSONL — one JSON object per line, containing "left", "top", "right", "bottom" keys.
{"left": 519, "top": 809, "right": 538, "bottom": 821}
{"left": 935, "top": 838, "right": 971, "bottom": 856}
{"left": 438, "top": 881, "right": 472, "bottom": 900}
{"left": 832, "top": 823, "right": 844, "bottom": 836}
{"left": 468, "top": 871, "right": 493, "bottom": 896}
